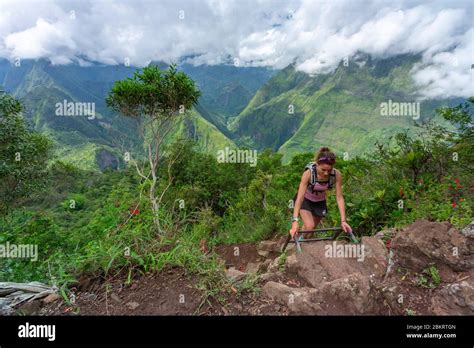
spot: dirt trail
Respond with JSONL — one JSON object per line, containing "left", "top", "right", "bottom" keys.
{"left": 13, "top": 219, "right": 474, "bottom": 316}
{"left": 39, "top": 266, "right": 282, "bottom": 316}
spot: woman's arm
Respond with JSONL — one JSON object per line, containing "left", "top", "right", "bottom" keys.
{"left": 335, "top": 169, "right": 346, "bottom": 221}
{"left": 289, "top": 170, "right": 310, "bottom": 237}
{"left": 335, "top": 169, "right": 352, "bottom": 232}
{"left": 292, "top": 170, "right": 310, "bottom": 219}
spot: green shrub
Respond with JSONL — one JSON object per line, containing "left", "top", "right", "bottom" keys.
{"left": 61, "top": 193, "right": 86, "bottom": 211}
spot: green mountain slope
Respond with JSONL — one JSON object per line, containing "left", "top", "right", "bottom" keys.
{"left": 0, "top": 59, "right": 238, "bottom": 170}
{"left": 167, "top": 108, "right": 235, "bottom": 154}
{"left": 179, "top": 62, "right": 277, "bottom": 122}
{"left": 230, "top": 54, "right": 461, "bottom": 163}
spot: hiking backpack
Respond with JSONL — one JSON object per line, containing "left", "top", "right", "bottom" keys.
{"left": 304, "top": 162, "right": 336, "bottom": 192}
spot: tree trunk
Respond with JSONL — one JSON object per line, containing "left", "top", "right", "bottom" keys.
{"left": 147, "top": 139, "right": 162, "bottom": 234}
{"left": 150, "top": 175, "right": 161, "bottom": 233}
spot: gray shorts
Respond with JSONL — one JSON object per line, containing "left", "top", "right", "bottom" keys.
{"left": 293, "top": 193, "right": 327, "bottom": 217}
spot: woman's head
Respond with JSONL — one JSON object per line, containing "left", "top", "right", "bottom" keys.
{"left": 314, "top": 146, "right": 336, "bottom": 176}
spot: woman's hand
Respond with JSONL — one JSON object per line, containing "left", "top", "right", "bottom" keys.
{"left": 341, "top": 221, "right": 352, "bottom": 233}
{"left": 289, "top": 221, "right": 299, "bottom": 239}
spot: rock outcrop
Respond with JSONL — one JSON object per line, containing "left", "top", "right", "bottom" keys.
{"left": 257, "top": 219, "right": 474, "bottom": 315}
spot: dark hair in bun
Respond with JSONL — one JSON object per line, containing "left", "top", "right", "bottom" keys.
{"left": 315, "top": 146, "right": 336, "bottom": 165}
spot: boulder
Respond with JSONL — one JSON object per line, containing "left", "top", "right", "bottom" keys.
{"left": 245, "top": 262, "right": 263, "bottom": 274}
{"left": 376, "top": 282, "right": 401, "bottom": 312}
{"left": 285, "top": 254, "right": 298, "bottom": 269}
{"left": 226, "top": 268, "right": 246, "bottom": 283}
{"left": 262, "top": 272, "right": 374, "bottom": 315}
{"left": 259, "top": 221, "right": 474, "bottom": 315}
{"left": 317, "top": 272, "right": 375, "bottom": 314}
{"left": 461, "top": 220, "right": 474, "bottom": 237}
{"left": 259, "top": 272, "right": 277, "bottom": 282}
{"left": 258, "top": 241, "right": 279, "bottom": 253}
{"left": 42, "top": 293, "right": 61, "bottom": 304}
{"left": 261, "top": 259, "right": 272, "bottom": 272}
{"left": 391, "top": 219, "right": 473, "bottom": 273}
{"left": 360, "top": 236, "right": 389, "bottom": 278}
{"left": 285, "top": 237, "right": 388, "bottom": 287}
{"left": 17, "top": 300, "right": 41, "bottom": 315}
{"left": 262, "top": 281, "right": 321, "bottom": 314}
{"left": 430, "top": 281, "right": 474, "bottom": 315}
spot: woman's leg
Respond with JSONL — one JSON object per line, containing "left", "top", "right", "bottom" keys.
{"left": 299, "top": 209, "right": 314, "bottom": 240}
{"left": 306, "top": 200, "right": 326, "bottom": 239}
{"left": 306, "top": 215, "right": 322, "bottom": 239}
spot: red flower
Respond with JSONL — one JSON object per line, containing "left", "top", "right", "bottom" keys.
{"left": 456, "top": 185, "right": 462, "bottom": 189}
{"left": 129, "top": 208, "right": 140, "bottom": 216}
{"left": 452, "top": 202, "right": 457, "bottom": 208}
{"left": 454, "top": 178, "right": 460, "bottom": 184}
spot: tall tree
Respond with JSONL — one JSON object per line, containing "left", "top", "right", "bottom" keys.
{"left": 106, "top": 64, "right": 201, "bottom": 232}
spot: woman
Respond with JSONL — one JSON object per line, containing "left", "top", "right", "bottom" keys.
{"left": 289, "top": 147, "right": 352, "bottom": 240}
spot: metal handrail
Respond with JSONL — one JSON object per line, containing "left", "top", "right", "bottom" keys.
{"left": 281, "top": 227, "right": 359, "bottom": 253}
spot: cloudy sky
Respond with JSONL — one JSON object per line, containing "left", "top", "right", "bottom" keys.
{"left": 0, "top": 0, "right": 472, "bottom": 98}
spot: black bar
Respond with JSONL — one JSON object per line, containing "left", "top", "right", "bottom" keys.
{"left": 288, "top": 234, "right": 358, "bottom": 244}
{"left": 0, "top": 315, "right": 472, "bottom": 346}
{"left": 281, "top": 227, "right": 355, "bottom": 252}
{"left": 288, "top": 237, "right": 334, "bottom": 242}
{"left": 281, "top": 234, "right": 291, "bottom": 252}
{"left": 299, "top": 227, "right": 342, "bottom": 233}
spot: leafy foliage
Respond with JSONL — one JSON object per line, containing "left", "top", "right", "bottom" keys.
{"left": 0, "top": 89, "right": 52, "bottom": 214}
{"left": 106, "top": 64, "right": 201, "bottom": 119}
{"left": 1, "top": 92, "right": 472, "bottom": 303}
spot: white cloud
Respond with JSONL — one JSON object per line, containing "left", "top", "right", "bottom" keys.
{"left": 238, "top": 0, "right": 474, "bottom": 98}
{"left": 411, "top": 28, "right": 474, "bottom": 99}
{"left": 0, "top": 0, "right": 295, "bottom": 66}
{"left": 5, "top": 18, "right": 76, "bottom": 64}
{"left": 0, "top": 0, "right": 472, "bottom": 98}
